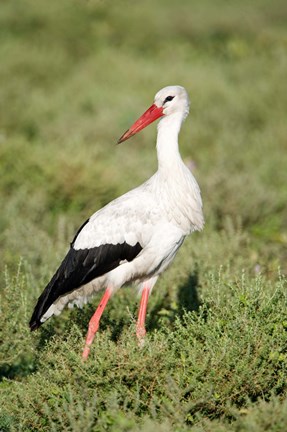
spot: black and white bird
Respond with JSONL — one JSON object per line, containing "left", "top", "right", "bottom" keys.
{"left": 29, "top": 85, "right": 204, "bottom": 359}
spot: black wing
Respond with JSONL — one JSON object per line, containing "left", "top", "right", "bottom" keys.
{"left": 29, "top": 241, "right": 142, "bottom": 331}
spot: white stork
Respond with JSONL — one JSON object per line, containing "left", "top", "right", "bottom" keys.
{"left": 29, "top": 85, "right": 204, "bottom": 359}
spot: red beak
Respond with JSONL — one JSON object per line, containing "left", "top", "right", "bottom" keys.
{"left": 118, "top": 104, "right": 164, "bottom": 144}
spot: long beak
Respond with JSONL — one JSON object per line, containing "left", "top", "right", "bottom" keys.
{"left": 118, "top": 104, "right": 164, "bottom": 144}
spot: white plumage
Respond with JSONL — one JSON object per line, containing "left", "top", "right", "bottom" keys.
{"left": 30, "top": 85, "right": 204, "bottom": 359}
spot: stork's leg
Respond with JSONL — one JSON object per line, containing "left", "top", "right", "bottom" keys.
{"left": 82, "top": 287, "right": 112, "bottom": 360}
{"left": 136, "top": 285, "right": 150, "bottom": 342}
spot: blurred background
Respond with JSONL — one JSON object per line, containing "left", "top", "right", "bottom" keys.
{"left": 1, "top": 0, "right": 286, "bottom": 278}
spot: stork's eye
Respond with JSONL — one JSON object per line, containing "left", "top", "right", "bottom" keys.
{"left": 163, "top": 95, "right": 175, "bottom": 104}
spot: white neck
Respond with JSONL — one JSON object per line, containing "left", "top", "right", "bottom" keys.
{"left": 153, "top": 109, "right": 204, "bottom": 233}
{"left": 156, "top": 112, "right": 184, "bottom": 172}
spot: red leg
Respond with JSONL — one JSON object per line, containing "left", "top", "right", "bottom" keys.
{"left": 82, "top": 287, "right": 112, "bottom": 360}
{"left": 136, "top": 286, "right": 150, "bottom": 343}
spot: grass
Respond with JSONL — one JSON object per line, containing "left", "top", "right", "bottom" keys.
{"left": 0, "top": 0, "right": 287, "bottom": 430}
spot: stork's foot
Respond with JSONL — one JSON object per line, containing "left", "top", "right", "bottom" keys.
{"left": 82, "top": 345, "right": 91, "bottom": 360}
{"left": 136, "top": 285, "right": 150, "bottom": 348}
{"left": 82, "top": 320, "right": 99, "bottom": 360}
{"left": 136, "top": 324, "right": 146, "bottom": 347}
{"left": 82, "top": 288, "right": 111, "bottom": 360}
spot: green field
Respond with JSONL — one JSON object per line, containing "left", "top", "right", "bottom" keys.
{"left": 1, "top": 0, "right": 287, "bottom": 430}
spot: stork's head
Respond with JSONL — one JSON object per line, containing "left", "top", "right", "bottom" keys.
{"left": 154, "top": 85, "right": 190, "bottom": 118}
{"left": 118, "top": 85, "right": 190, "bottom": 144}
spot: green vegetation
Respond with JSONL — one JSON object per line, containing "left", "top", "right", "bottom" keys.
{"left": 1, "top": 0, "right": 287, "bottom": 430}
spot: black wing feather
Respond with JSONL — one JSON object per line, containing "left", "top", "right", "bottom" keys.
{"left": 29, "top": 241, "right": 142, "bottom": 331}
